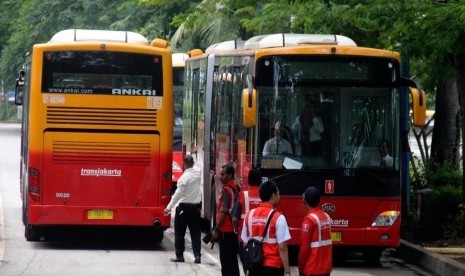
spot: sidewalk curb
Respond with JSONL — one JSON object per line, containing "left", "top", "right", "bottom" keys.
{"left": 397, "top": 239, "right": 465, "bottom": 276}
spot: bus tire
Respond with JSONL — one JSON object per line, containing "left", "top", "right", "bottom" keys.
{"left": 25, "top": 225, "right": 41, "bottom": 241}
{"left": 21, "top": 203, "right": 27, "bottom": 226}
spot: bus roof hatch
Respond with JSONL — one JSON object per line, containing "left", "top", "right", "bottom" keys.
{"left": 49, "top": 29, "right": 149, "bottom": 45}
{"left": 244, "top": 33, "right": 357, "bottom": 49}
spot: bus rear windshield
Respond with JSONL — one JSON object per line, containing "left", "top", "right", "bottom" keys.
{"left": 42, "top": 51, "right": 163, "bottom": 96}
{"left": 255, "top": 55, "right": 399, "bottom": 87}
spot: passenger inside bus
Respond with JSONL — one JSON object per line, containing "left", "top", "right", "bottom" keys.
{"left": 262, "top": 121, "right": 293, "bottom": 157}
{"left": 370, "top": 139, "right": 393, "bottom": 168}
{"left": 292, "top": 99, "right": 324, "bottom": 155}
{"left": 379, "top": 139, "right": 393, "bottom": 168}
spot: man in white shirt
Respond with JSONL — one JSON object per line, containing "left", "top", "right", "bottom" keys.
{"left": 262, "top": 128, "right": 293, "bottom": 157}
{"left": 164, "top": 155, "right": 202, "bottom": 263}
{"left": 292, "top": 100, "right": 324, "bottom": 155}
{"left": 379, "top": 140, "right": 393, "bottom": 167}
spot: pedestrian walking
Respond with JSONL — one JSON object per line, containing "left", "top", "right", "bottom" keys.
{"left": 212, "top": 164, "right": 241, "bottom": 276}
{"left": 298, "top": 186, "right": 332, "bottom": 276}
{"left": 164, "top": 155, "right": 202, "bottom": 264}
{"left": 232, "top": 168, "right": 263, "bottom": 273}
{"left": 241, "top": 180, "right": 292, "bottom": 276}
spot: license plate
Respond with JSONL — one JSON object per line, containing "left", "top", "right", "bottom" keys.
{"left": 87, "top": 210, "right": 114, "bottom": 220}
{"left": 331, "top": 232, "right": 342, "bottom": 242}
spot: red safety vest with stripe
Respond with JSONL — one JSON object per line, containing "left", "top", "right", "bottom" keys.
{"left": 237, "top": 186, "right": 261, "bottom": 237}
{"left": 298, "top": 208, "right": 332, "bottom": 275}
{"left": 216, "top": 180, "right": 239, "bottom": 232}
{"left": 244, "top": 203, "right": 283, "bottom": 268}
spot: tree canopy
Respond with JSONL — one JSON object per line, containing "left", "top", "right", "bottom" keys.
{"left": 1, "top": 0, "right": 463, "bottom": 96}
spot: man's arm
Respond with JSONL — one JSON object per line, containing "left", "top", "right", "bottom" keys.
{"left": 313, "top": 117, "right": 324, "bottom": 133}
{"left": 278, "top": 242, "right": 291, "bottom": 276}
{"left": 276, "top": 215, "right": 292, "bottom": 275}
{"left": 231, "top": 201, "right": 242, "bottom": 233}
{"left": 163, "top": 174, "right": 187, "bottom": 215}
{"left": 212, "top": 188, "right": 230, "bottom": 239}
{"left": 263, "top": 140, "right": 270, "bottom": 156}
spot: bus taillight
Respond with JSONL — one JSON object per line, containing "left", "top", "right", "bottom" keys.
{"left": 28, "top": 167, "right": 41, "bottom": 202}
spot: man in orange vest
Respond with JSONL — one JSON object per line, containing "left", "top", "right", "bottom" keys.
{"left": 212, "top": 165, "right": 241, "bottom": 276}
{"left": 298, "top": 186, "right": 332, "bottom": 276}
{"left": 232, "top": 169, "right": 263, "bottom": 273}
{"left": 241, "top": 180, "right": 292, "bottom": 276}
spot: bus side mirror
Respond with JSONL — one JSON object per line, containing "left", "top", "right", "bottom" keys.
{"left": 15, "top": 71, "right": 25, "bottom": 106}
{"left": 410, "top": 88, "right": 426, "bottom": 127}
{"left": 242, "top": 88, "right": 257, "bottom": 128}
{"left": 242, "top": 74, "right": 256, "bottom": 128}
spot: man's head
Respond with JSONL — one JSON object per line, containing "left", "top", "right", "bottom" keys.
{"left": 248, "top": 169, "right": 262, "bottom": 187}
{"left": 273, "top": 128, "right": 282, "bottom": 140}
{"left": 379, "top": 140, "right": 390, "bottom": 157}
{"left": 303, "top": 100, "right": 317, "bottom": 118}
{"left": 220, "top": 165, "right": 235, "bottom": 184}
{"left": 303, "top": 186, "right": 321, "bottom": 208}
{"left": 183, "top": 155, "right": 194, "bottom": 170}
{"left": 259, "top": 180, "right": 280, "bottom": 206}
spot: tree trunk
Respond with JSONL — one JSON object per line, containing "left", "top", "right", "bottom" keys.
{"left": 430, "top": 73, "right": 460, "bottom": 169}
{"left": 455, "top": 54, "right": 465, "bottom": 203}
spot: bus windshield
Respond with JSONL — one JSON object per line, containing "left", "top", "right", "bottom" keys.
{"left": 255, "top": 55, "right": 400, "bottom": 172}
{"left": 42, "top": 51, "right": 163, "bottom": 95}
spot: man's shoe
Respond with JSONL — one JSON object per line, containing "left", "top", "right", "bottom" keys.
{"left": 194, "top": 256, "right": 201, "bottom": 264}
{"left": 170, "top": 257, "right": 185, "bottom": 263}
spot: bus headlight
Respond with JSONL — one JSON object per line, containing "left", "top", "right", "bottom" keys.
{"left": 371, "top": 211, "right": 400, "bottom": 227}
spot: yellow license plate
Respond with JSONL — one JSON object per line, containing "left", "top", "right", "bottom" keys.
{"left": 87, "top": 210, "right": 114, "bottom": 220}
{"left": 331, "top": 232, "right": 342, "bottom": 242}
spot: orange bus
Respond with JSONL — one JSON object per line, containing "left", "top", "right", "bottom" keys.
{"left": 183, "top": 34, "right": 426, "bottom": 263}
{"left": 15, "top": 29, "right": 173, "bottom": 242}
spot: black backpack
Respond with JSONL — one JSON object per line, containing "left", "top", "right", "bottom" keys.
{"left": 244, "top": 209, "right": 276, "bottom": 271}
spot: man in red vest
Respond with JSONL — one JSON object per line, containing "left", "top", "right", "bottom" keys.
{"left": 298, "top": 186, "right": 332, "bottom": 276}
{"left": 241, "top": 180, "right": 292, "bottom": 276}
{"left": 232, "top": 169, "right": 262, "bottom": 273}
{"left": 212, "top": 165, "right": 241, "bottom": 276}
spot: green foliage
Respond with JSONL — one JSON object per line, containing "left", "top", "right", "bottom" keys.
{"left": 410, "top": 160, "right": 464, "bottom": 240}
{"left": 413, "top": 184, "right": 462, "bottom": 241}
{"left": 0, "top": 0, "right": 194, "bottom": 92}
{"left": 427, "top": 162, "right": 463, "bottom": 188}
{"left": 411, "top": 159, "right": 462, "bottom": 190}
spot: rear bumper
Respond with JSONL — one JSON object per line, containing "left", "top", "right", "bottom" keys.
{"left": 28, "top": 205, "right": 170, "bottom": 227}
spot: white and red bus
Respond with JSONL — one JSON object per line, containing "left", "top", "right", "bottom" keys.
{"left": 172, "top": 53, "right": 188, "bottom": 183}
{"left": 15, "top": 29, "right": 173, "bottom": 242}
{"left": 183, "top": 34, "right": 426, "bottom": 262}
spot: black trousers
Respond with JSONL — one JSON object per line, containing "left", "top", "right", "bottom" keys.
{"left": 174, "top": 203, "right": 201, "bottom": 257}
{"left": 218, "top": 231, "right": 240, "bottom": 276}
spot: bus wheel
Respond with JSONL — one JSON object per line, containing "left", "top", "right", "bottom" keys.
{"left": 25, "top": 225, "right": 41, "bottom": 241}
{"left": 21, "top": 203, "right": 27, "bottom": 226}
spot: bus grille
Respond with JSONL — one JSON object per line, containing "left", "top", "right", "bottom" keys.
{"left": 52, "top": 141, "right": 151, "bottom": 165}
{"left": 47, "top": 106, "right": 157, "bottom": 127}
